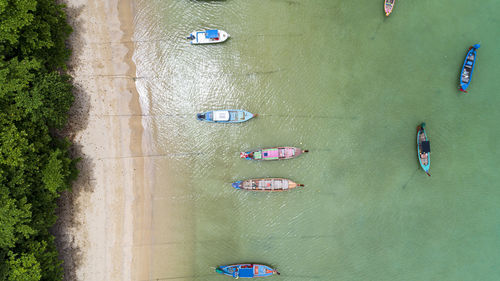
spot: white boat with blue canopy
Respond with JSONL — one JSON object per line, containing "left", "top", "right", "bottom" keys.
{"left": 196, "top": 109, "right": 256, "bottom": 123}
{"left": 187, "top": 29, "right": 229, "bottom": 45}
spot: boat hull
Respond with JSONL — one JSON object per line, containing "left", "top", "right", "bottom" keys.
{"left": 232, "top": 178, "right": 302, "bottom": 191}
{"left": 196, "top": 110, "right": 255, "bottom": 123}
{"left": 189, "top": 30, "right": 230, "bottom": 45}
{"left": 385, "top": 0, "right": 395, "bottom": 16}
{"left": 216, "top": 264, "right": 278, "bottom": 278}
{"left": 459, "top": 44, "right": 480, "bottom": 92}
{"left": 417, "top": 123, "right": 430, "bottom": 174}
{"left": 241, "top": 147, "right": 305, "bottom": 160}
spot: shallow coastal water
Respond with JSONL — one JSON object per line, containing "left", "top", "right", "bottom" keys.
{"left": 132, "top": 0, "right": 500, "bottom": 280}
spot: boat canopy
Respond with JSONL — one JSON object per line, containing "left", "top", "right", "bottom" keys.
{"left": 254, "top": 151, "right": 262, "bottom": 159}
{"left": 422, "top": 141, "right": 431, "bottom": 153}
{"left": 263, "top": 149, "right": 279, "bottom": 159}
{"left": 238, "top": 268, "right": 254, "bottom": 278}
{"left": 205, "top": 30, "right": 219, "bottom": 39}
{"left": 213, "top": 110, "right": 230, "bottom": 121}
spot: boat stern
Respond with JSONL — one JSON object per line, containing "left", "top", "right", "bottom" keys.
{"left": 196, "top": 113, "right": 206, "bottom": 121}
{"left": 197, "top": 112, "right": 214, "bottom": 122}
{"left": 254, "top": 265, "right": 279, "bottom": 277}
{"left": 187, "top": 32, "right": 196, "bottom": 44}
{"left": 232, "top": 181, "right": 242, "bottom": 189}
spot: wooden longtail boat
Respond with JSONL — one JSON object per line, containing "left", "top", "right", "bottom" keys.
{"left": 417, "top": 123, "right": 431, "bottom": 176}
{"left": 187, "top": 29, "right": 230, "bottom": 45}
{"left": 232, "top": 178, "right": 303, "bottom": 191}
{"left": 240, "top": 147, "right": 308, "bottom": 161}
{"left": 385, "top": 0, "right": 395, "bottom": 16}
{"left": 459, "top": 44, "right": 480, "bottom": 93}
{"left": 215, "top": 264, "right": 279, "bottom": 278}
{"left": 196, "top": 110, "right": 255, "bottom": 123}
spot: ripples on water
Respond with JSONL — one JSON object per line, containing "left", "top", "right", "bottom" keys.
{"left": 133, "top": 0, "right": 500, "bottom": 280}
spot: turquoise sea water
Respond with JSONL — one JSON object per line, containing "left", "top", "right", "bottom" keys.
{"left": 132, "top": 0, "right": 500, "bottom": 280}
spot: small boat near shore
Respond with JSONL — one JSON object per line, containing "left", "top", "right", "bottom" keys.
{"left": 385, "top": 0, "right": 395, "bottom": 16}
{"left": 459, "top": 44, "right": 480, "bottom": 93}
{"left": 240, "top": 147, "right": 308, "bottom": 161}
{"left": 417, "top": 123, "right": 431, "bottom": 176}
{"left": 232, "top": 178, "right": 303, "bottom": 191}
{"left": 197, "top": 110, "right": 255, "bottom": 123}
{"left": 187, "top": 29, "right": 230, "bottom": 45}
{"left": 216, "top": 264, "right": 279, "bottom": 278}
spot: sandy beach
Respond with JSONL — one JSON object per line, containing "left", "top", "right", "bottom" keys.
{"left": 56, "top": 0, "right": 152, "bottom": 280}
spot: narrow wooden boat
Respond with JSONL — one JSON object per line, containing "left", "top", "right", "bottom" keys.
{"left": 459, "top": 44, "right": 480, "bottom": 93}
{"left": 216, "top": 264, "right": 279, "bottom": 278}
{"left": 417, "top": 123, "right": 431, "bottom": 176}
{"left": 384, "top": 0, "right": 395, "bottom": 16}
{"left": 187, "top": 29, "right": 230, "bottom": 45}
{"left": 196, "top": 110, "right": 255, "bottom": 123}
{"left": 232, "top": 178, "right": 303, "bottom": 191}
{"left": 240, "top": 147, "right": 308, "bottom": 161}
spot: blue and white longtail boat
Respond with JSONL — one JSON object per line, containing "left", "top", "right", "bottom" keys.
{"left": 459, "top": 44, "right": 480, "bottom": 93}
{"left": 232, "top": 178, "right": 303, "bottom": 192}
{"left": 196, "top": 110, "right": 256, "bottom": 123}
{"left": 417, "top": 123, "right": 431, "bottom": 176}
{"left": 240, "top": 147, "right": 308, "bottom": 161}
{"left": 215, "top": 264, "right": 279, "bottom": 278}
{"left": 187, "top": 29, "right": 229, "bottom": 45}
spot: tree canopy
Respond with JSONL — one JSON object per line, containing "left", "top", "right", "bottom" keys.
{"left": 0, "top": 1, "right": 76, "bottom": 280}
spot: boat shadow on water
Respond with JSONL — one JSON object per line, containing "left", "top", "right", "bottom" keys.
{"left": 401, "top": 168, "right": 420, "bottom": 189}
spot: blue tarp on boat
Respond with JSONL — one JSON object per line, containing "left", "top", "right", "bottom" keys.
{"left": 238, "top": 268, "right": 254, "bottom": 278}
{"left": 422, "top": 141, "right": 431, "bottom": 153}
{"left": 205, "top": 30, "right": 219, "bottom": 38}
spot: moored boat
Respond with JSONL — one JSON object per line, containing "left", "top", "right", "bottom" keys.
{"left": 385, "top": 0, "right": 395, "bottom": 16}
{"left": 459, "top": 44, "right": 480, "bottom": 93}
{"left": 240, "top": 147, "right": 308, "bottom": 161}
{"left": 417, "top": 123, "right": 431, "bottom": 176}
{"left": 187, "top": 29, "right": 230, "bottom": 45}
{"left": 196, "top": 110, "right": 255, "bottom": 123}
{"left": 232, "top": 178, "right": 303, "bottom": 191}
{"left": 215, "top": 264, "right": 279, "bottom": 278}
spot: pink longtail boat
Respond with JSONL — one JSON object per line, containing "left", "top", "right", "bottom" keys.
{"left": 232, "top": 178, "right": 304, "bottom": 192}
{"left": 240, "top": 147, "right": 308, "bottom": 161}
{"left": 385, "top": 0, "right": 395, "bottom": 16}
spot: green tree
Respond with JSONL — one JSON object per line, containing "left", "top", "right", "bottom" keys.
{"left": 6, "top": 251, "right": 41, "bottom": 281}
{"left": 0, "top": 0, "right": 37, "bottom": 47}
{"left": 0, "top": 194, "right": 34, "bottom": 249}
{"left": 0, "top": 1, "right": 76, "bottom": 280}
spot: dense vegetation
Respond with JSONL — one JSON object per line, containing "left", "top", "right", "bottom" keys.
{"left": 0, "top": 0, "right": 77, "bottom": 280}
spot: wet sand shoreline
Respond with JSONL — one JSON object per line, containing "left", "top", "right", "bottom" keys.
{"left": 55, "top": 0, "right": 152, "bottom": 280}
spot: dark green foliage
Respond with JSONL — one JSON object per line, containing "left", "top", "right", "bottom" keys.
{"left": 0, "top": 0, "right": 76, "bottom": 280}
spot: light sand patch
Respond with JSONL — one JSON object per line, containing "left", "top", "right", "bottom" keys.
{"left": 55, "top": 0, "right": 153, "bottom": 280}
